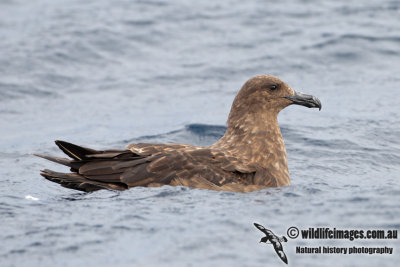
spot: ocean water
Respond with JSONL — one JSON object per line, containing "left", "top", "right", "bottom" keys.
{"left": 1, "top": 0, "right": 399, "bottom": 266}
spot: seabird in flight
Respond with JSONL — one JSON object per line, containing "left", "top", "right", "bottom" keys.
{"left": 254, "top": 222, "right": 288, "bottom": 264}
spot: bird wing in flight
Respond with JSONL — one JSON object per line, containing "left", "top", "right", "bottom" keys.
{"left": 273, "top": 242, "right": 288, "bottom": 264}
{"left": 254, "top": 223, "right": 271, "bottom": 235}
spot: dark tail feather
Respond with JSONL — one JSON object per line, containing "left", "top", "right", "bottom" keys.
{"left": 40, "top": 169, "right": 127, "bottom": 192}
{"left": 33, "top": 153, "right": 83, "bottom": 170}
{"left": 55, "top": 140, "right": 99, "bottom": 160}
{"left": 36, "top": 141, "right": 134, "bottom": 192}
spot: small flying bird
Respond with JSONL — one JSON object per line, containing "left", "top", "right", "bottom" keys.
{"left": 34, "top": 75, "right": 321, "bottom": 192}
{"left": 254, "top": 223, "right": 288, "bottom": 264}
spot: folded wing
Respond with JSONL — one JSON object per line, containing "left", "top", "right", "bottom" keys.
{"left": 36, "top": 140, "right": 257, "bottom": 192}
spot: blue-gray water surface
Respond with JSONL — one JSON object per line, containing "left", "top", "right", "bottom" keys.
{"left": 1, "top": 0, "right": 399, "bottom": 266}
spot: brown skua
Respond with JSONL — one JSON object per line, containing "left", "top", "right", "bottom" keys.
{"left": 35, "top": 75, "right": 321, "bottom": 192}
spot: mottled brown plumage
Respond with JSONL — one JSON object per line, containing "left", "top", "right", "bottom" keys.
{"left": 35, "top": 75, "right": 321, "bottom": 192}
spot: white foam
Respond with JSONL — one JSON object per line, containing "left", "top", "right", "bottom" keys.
{"left": 25, "top": 195, "right": 39, "bottom": 201}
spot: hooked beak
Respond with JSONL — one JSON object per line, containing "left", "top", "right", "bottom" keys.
{"left": 284, "top": 91, "right": 322, "bottom": 110}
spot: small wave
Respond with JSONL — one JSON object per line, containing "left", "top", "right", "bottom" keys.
{"left": 283, "top": 192, "right": 301, "bottom": 198}
{"left": 0, "top": 82, "right": 56, "bottom": 101}
{"left": 28, "top": 242, "right": 43, "bottom": 247}
{"left": 348, "top": 196, "right": 369, "bottom": 202}
{"left": 126, "top": 123, "right": 226, "bottom": 146}
{"left": 303, "top": 34, "right": 400, "bottom": 50}
{"left": 123, "top": 19, "right": 155, "bottom": 26}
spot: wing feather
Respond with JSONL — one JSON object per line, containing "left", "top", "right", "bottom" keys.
{"left": 273, "top": 245, "right": 288, "bottom": 264}
{"left": 254, "top": 223, "right": 268, "bottom": 234}
{"left": 37, "top": 142, "right": 258, "bottom": 192}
